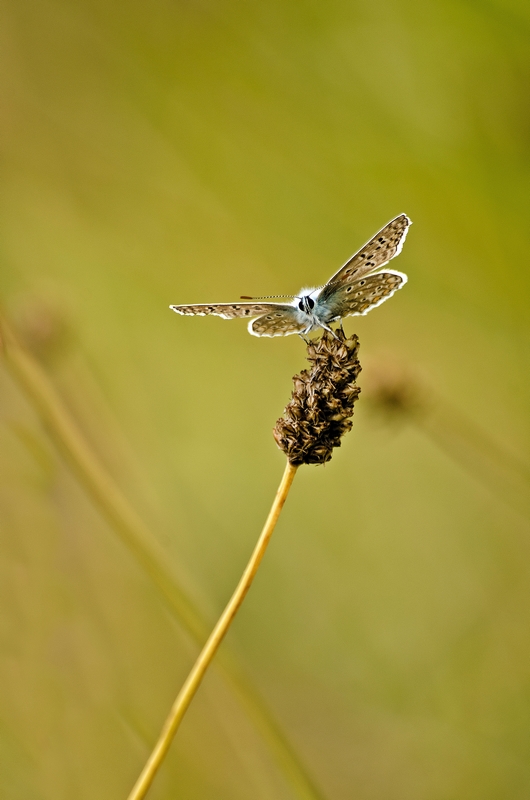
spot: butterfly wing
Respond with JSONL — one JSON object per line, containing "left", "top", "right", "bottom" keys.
{"left": 170, "top": 301, "right": 308, "bottom": 336}
{"left": 317, "top": 270, "right": 407, "bottom": 321}
{"left": 170, "top": 302, "right": 285, "bottom": 320}
{"left": 319, "top": 214, "right": 411, "bottom": 304}
{"left": 249, "top": 306, "right": 309, "bottom": 337}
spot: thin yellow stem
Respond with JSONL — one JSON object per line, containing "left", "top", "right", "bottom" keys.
{"left": 127, "top": 460, "right": 298, "bottom": 800}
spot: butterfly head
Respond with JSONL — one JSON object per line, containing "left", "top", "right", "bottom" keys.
{"left": 293, "top": 287, "right": 321, "bottom": 314}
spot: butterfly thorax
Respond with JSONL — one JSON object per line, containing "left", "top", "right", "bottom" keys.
{"left": 294, "top": 287, "right": 338, "bottom": 331}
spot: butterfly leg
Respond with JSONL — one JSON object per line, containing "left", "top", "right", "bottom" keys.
{"left": 320, "top": 321, "right": 340, "bottom": 340}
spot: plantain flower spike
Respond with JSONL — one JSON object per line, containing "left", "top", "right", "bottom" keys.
{"left": 273, "top": 329, "right": 361, "bottom": 466}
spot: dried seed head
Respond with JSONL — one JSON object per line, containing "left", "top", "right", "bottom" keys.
{"left": 273, "top": 329, "right": 361, "bottom": 466}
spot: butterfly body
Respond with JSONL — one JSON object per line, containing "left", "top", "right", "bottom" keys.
{"left": 171, "top": 214, "right": 411, "bottom": 338}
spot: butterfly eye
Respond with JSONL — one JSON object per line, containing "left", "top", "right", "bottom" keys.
{"left": 307, "top": 297, "right": 315, "bottom": 309}
{"left": 298, "top": 300, "right": 305, "bottom": 311}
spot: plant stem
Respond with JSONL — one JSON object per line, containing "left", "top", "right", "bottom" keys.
{"left": 416, "top": 399, "right": 530, "bottom": 520}
{"left": 0, "top": 312, "right": 207, "bottom": 642}
{"left": 127, "top": 460, "right": 298, "bottom": 800}
{"left": 0, "top": 315, "right": 323, "bottom": 797}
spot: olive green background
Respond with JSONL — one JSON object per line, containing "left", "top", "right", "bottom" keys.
{"left": 1, "top": 1, "right": 529, "bottom": 798}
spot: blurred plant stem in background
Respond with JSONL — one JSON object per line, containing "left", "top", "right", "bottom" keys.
{"left": 128, "top": 461, "right": 298, "bottom": 800}
{"left": 366, "top": 363, "right": 530, "bottom": 520}
{"left": 0, "top": 310, "right": 325, "bottom": 800}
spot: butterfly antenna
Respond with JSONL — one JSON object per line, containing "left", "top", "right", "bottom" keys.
{"left": 240, "top": 294, "right": 294, "bottom": 300}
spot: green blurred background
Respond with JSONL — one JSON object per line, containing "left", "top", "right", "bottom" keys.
{"left": 1, "top": 0, "right": 530, "bottom": 798}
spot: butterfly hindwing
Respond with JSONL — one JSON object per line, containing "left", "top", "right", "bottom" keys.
{"left": 319, "top": 214, "right": 411, "bottom": 304}
{"left": 249, "top": 307, "right": 309, "bottom": 337}
{"left": 318, "top": 271, "right": 407, "bottom": 320}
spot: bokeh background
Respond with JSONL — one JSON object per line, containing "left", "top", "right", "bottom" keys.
{"left": 1, "top": 1, "right": 530, "bottom": 798}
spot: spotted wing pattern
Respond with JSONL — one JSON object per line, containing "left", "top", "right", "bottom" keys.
{"left": 250, "top": 307, "right": 308, "bottom": 337}
{"left": 319, "top": 214, "right": 411, "bottom": 305}
{"left": 319, "top": 271, "right": 407, "bottom": 320}
{"left": 170, "top": 302, "right": 284, "bottom": 320}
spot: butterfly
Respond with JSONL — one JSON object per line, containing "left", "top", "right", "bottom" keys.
{"left": 170, "top": 214, "right": 411, "bottom": 338}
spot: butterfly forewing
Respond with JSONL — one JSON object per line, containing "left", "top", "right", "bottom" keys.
{"left": 170, "top": 302, "right": 287, "bottom": 320}
{"left": 319, "top": 214, "right": 411, "bottom": 304}
{"left": 319, "top": 271, "right": 407, "bottom": 320}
